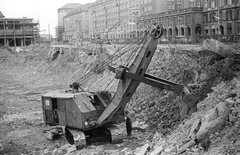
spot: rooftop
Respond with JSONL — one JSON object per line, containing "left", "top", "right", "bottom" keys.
{"left": 59, "top": 3, "right": 82, "bottom": 9}
{"left": 66, "top": 3, "right": 93, "bottom": 16}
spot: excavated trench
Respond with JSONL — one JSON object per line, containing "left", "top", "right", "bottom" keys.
{"left": 0, "top": 40, "right": 240, "bottom": 154}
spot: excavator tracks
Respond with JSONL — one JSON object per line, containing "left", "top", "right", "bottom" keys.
{"left": 106, "top": 126, "right": 124, "bottom": 144}
{"left": 65, "top": 127, "right": 86, "bottom": 149}
{"left": 65, "top": 126, "right": 124, "bottom": 149}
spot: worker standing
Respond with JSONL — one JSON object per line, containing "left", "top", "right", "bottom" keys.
{"left": 125, "top": 111, "right": 132, "bottom": 136}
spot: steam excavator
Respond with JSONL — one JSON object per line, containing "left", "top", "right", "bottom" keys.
{"left": 41, "top": 24, "right": 196, "bottom": 149}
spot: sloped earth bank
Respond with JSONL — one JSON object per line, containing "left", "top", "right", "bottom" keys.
{"left": 0, "top": 41, "right": 240, "bottom": 155}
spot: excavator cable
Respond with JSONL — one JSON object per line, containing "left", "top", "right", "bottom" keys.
{"left": 104, "top": 76, "right": 117, "bottom": 91}
{"left": 105, "top": 78, "right": 118, "bottom": 92}
{"left": 77, "top": 30, "right": 150, "bottom": 85}
{"left": 78, "top": 25, "right": 151, "bottom": 87}
{"left": 124, "top": 34, "right": 149, "bottom": 67}
{"left": 82, "top": 26, "right": 161, "bottom": 91}
{"left": 167, "top": 43, "right": 183, "bottom": 73}
{"left": 76, "top": 24, "right": 162, "bottom": 91}
{"left": 171, "top": 43, "right": 193, "bottom": 70}
{"left": 124, "top": 42, "right": 142, "bottom": 66}
{"left": 102, "top": 37, "right": 149, "bottom": 91}
{"left": 108, "top": 79, "right": 119, "bottom": 91}
{"left": 102, "top": 35, "right": 150, "bottom": 91}
{"left": 77, "top": 44, "right": 140, "bottom": 86}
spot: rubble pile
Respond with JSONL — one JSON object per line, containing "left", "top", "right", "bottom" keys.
{"left": 124, "top": 45, "right": 209, "bottom": 135}
{"left": 125, "top": 42, "right": 240, "bottom": 154}
{"left": 125, "top": 43, "right": 240, "bottom": 143}
{"left": 146, "top": 76, "right": 240, "bottom": 155}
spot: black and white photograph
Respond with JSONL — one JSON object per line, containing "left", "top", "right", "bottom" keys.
{"left": 0, "top": 0, "right": 240, "bottom": 154}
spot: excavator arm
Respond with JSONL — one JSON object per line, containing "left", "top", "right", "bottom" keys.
{"left": 97, "top": 24, "right": 193, "bottom": 126}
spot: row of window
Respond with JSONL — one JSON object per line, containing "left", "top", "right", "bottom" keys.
{"left": 142, "top": 5, "right": 152, "bottom": 12}
{"left": 94, "top": 11, "right": 128, "bottom": 19}
{"left": 93, "top": 23, "right": 137, "bottom": 34}
{"left": 140, "top": 0, "right": 152, "bottom": 5}
{"left": 94, "top": 22, "right": 240, "bottom": 38}
{"left": 203, "top": 9, "right": 240, "bottom": 23}
{"left": 139, "top": 14, "right": 192, "bottom": 29}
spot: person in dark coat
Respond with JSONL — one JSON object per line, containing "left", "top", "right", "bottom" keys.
{"left": 125, "top": 112, "right": 132, "bottom": 136}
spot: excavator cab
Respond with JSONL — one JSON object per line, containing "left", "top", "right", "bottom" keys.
{"left": 42, "top": 88, "right": 125, "bottom": 148}
{"left": 42, "top": 90, "right": 113, "bottom": 127}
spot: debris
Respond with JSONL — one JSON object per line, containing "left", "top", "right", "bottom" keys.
{"left": 202, "top": 39, "right": 234, "bottom": 57}
{"left": 150, "top": 145, "right": 163, "bottom": 155}
{"left": 225, "top": 98, "right": 235, "bottom": 105}
{"left": 196, "top": 102, "right": 230, "bottom": 141}
{"left": 0, "top": 143, "right": 4, "bottom": 154}
{"left": 44, "top": 127, "right": 63, "bottom": 140}
{"left": 56, "top": 144, "right": 76, "bottom": 154}
{"left": 199, "top": 136, "right": 211, "bottom": 151}
{"left": 177, "top": 140, "right": 196, "bottom": 154}
{"left": 188, "top": 118, "right": 202, "bottom": 140}
{"left": 132, "top": 121, "right": 148, "bottom": 132}
{"left": 135, "top": 144, "right": 150, "bottom": 155}
{"left": 51, "top": 48, "right": 61, "bottom": 61}
{"left": 15, "top": 47, "right": 23, "bottom": 53}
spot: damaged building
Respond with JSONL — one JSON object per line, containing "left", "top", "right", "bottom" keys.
{"left": 0, "top": 11, "right": 39, "bottom": 47}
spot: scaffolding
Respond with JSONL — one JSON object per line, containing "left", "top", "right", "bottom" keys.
{"left": 0, "top": 17, "right": 39, "bottom": 47}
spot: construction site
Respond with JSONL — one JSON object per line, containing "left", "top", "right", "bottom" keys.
{"left": 0, "top": 12, "right": 39, "bottom": 47}
{"left": 1, "top": 20, "right": 240, "bottom": 155}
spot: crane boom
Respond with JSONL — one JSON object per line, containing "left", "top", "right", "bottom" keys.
{"left": 97, "top": 25, "right": 164, "bottom": 125}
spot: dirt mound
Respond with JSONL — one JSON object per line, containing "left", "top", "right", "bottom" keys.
{"left": 0, "top": 47, "right": 16, "bottom": 64}
{"left": 202, "top": 39, "right": 235, "bottom": 57}
{"left": 123, "top": 43, "right": 240, "bottom": 136}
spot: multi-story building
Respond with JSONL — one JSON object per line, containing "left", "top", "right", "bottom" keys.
{"left": 89, "top": 0, "right": 140, "bottom": 43}
{"left": 57, "top": 3, "right": 82, "bottom": 42}
{"left": 138, "top": 0, "right": 240, "bottom": 42}
{"left": 139, "top": 0, "right": 196, "bottom": 17}
{"left": 59, "top": 0, "right": 240, "bottom": 43}
{"left": 202, "top": 0, "right": 240, "bottom": 40}
{"left": 62, "top": 3, "right": 93, "bottom": 43}
{"left": 0, "top": 11, "right": 39, "bottom": 46}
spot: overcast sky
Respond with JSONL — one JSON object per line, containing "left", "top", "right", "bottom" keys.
{"left": 0, "top": 0, "right": 96, "bottom": 37}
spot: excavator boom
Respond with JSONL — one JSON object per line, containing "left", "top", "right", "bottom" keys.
{"left": 97, "top": 25, "right": 165, "bottom": 126}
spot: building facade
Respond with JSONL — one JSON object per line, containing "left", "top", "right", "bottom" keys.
{"left": 59, "top": 0, "right": 240, "bottom": 43}
{"left": 62, "top": 3, "right": 93, "bottom": 43}
{"left": 0, "top": 12, "right": 39, "bottom": 46}
{"left": 89, "top": 0, "right": 140, "bottom": 43}
{"left": 57, "top": 3, "right": 82, "bottom": 42}
{"left": 201, "top": 0, "right": 240, "bottom": 41}
{"left": 138, "top": 0, "right": 240, "bottom": 43}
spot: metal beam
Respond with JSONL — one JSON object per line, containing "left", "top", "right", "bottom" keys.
{"left": 124, "top": 72, "right": 175, "bottom": 91}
